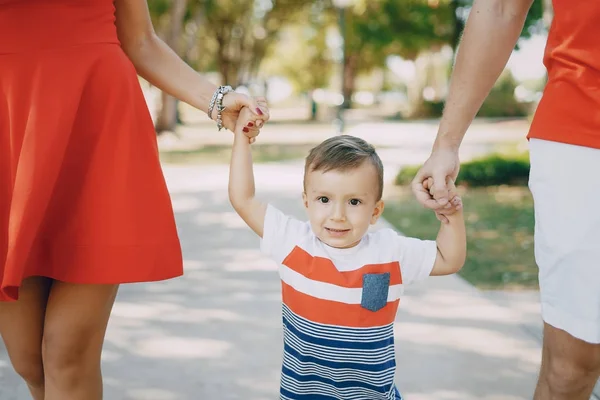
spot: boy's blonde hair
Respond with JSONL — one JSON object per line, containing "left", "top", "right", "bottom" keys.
{"left": 304, "top": 135, "right": 384, "bottom": 200}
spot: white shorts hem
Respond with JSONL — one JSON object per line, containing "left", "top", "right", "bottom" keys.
{"left": 542, "top": 302, "right": 600, "bottom": 344}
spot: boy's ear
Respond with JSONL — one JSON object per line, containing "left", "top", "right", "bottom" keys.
{"left": 302, "top": 192, "right": 308, "bottom": 209}
{"left": 370, "top": 200, "right": 385, "bottom": 225}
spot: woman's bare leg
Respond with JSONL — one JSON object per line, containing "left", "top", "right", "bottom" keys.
{"left": 0, "top": 277, "right": 52, "bottom": 400}
{"left": 42, "top": 281, "right": 118, "bottom": 400}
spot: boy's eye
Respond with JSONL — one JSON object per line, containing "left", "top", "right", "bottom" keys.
{"left": 349, "top": 199, "right": 361, "bottom": 206}
{"left": 317, "top": 197, "right": 329, "bottom": 204}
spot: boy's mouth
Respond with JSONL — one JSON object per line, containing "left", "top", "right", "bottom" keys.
{"left": 325, "top": 228, "right": 350, "bottom": 236}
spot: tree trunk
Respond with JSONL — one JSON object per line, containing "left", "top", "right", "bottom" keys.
{"left": 216, "top": 34, "right": 242, "bottom": 86}
{"left": 543, "top": 0, "right": 554, "bottom": 29}
{"left": 540, "top": 0, "right": 554, "bottom": 87}
{"left": 218, "top": 52, "right": 240, "bottom": 87}
{"left": 342, "top": 53, "right": 358, "bottom": 109}
{"left": 450, "top": 0, "right": 464, "bottom": 54}
{"left": 155, "top": 0, "right": 187, "bottom": 134}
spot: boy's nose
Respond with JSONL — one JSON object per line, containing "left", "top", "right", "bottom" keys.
{"left": 330, "top": 204, "right": 346, "bottom": 221}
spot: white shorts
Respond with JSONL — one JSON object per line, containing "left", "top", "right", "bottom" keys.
{"left": 528, "top": 139, "right": 600, "bottom": 344}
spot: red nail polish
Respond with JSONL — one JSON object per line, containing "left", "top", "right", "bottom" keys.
{"left": 247, "top": 122, "right": 254, "bottom": 127}
{"left": 256, "top": 108, "right": 263, "bottom": 115}
{"left": 243, "top": 127, "right": 249, "bottom": 133}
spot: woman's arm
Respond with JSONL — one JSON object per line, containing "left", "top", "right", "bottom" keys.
{"left": 114, "top": 0, "right": 268, "bottom": 130}
{"left": 411, "top": 0, "right": 534, "bottom": 214}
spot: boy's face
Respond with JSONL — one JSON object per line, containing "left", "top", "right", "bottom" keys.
{"left": 302, "top": 161, "right": 384, "bottom": 249}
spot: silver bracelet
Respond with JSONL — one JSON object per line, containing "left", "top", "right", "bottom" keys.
{"left": 207, "top": 90, "right": 219, "bottom": 120}
{"left": 208, "top": 85, "right": 233, "bottom": 131}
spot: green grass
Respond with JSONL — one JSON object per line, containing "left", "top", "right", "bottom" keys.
{"left": 383, "top": 186, "right": 537, "bottom": 290}
{"left": 160, "top": 144, "right": 317, "bottom": 165}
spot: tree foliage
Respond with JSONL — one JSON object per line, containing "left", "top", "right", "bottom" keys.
{"left": 145, "top": 0, "right": 548, "bottom": 122}
{"left": 450, "top": 0, "right": 545, "bottom": 51}
{"left": 336, "top": 0, "right": 454, "bottom": 106}
{"left": 191, "top": 0, "right": 311, "bottom": 86}
{"left": 263, "top": 1, "right": 333, "bottom": 94}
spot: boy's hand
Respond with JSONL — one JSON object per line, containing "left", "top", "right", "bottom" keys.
{"left": 234, "top": 106, "right": 263, "bottom": 144}
{"left": 423, "top": 177, "right": 462, "bottom": 222}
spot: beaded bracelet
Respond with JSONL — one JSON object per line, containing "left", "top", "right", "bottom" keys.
{"left": 208, "top": 85, "right": 234, "bottom": 131}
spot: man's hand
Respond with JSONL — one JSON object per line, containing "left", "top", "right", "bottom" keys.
{"left": 422, "top": 177, "right": 463, "bottom": 223}
{"left": 411, "top": 148, "right": 461, "bottom": 223}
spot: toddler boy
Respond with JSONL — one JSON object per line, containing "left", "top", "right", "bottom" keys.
{"left": 229, "top": 108, "right": 466, "bottom": 399}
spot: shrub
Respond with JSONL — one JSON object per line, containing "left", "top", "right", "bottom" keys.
{"left": 409, "top": 100, "right": 445, "bottom": 119}
{"left": 458, "top": 153, "right": 530, "bottom": 187}
{"left": 395, "top": 165, "right": 421, "bottom": 186}
{"left": 394, "top": 152, "right": 530, "bottom": 187}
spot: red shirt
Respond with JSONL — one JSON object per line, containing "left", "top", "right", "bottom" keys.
{"left": 528, "top": 0, "right": 600, "bottom": 148}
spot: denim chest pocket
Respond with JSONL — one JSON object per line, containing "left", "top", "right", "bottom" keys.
{"left": 360, "top": 272, "right": 390, "bottom": 312}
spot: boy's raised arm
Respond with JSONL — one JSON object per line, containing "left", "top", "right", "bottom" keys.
{"left": 228, "top": 107, "right": 268, "bottom": 238}
{"left": 427, "top": 179, "right": 467, "bottom": 276}
{"left": 431, "top": 207, "right": 466, "bottom": 276}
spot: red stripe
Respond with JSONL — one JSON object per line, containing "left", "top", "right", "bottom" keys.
{"left": 282, "top": 246, "right": 402, "bottom": 288}
{"left": 282, "top": 282, "right": 399, "bottom": 328}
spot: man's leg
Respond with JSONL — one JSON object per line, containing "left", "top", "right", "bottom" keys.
{"left": 528, "top": 139, "right": 600, "bottom": 400}
{"left": 534, "top": 323, "right": 600, "bottom": 400}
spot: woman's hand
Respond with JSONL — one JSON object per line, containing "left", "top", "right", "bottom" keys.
{"left": 214, "top": 93, "right": 270, "bottom": 141}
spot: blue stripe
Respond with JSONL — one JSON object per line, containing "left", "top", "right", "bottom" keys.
{"left": 283, "top": 314, "right": 393, "bottom": 350}
{"left": 283, "top": 343, "right": 396, "bottom": 373}
{"left": 280, "top": 387, "right": 342, "bottom": 400}
{"left": 281, "top": 387, "right": 403, "bottom": 400}
{"left": 283, "top": 366, "right": 394, "bottom": 393}
{"left": 282, "top": 304, "right": 392, "bottom": 336}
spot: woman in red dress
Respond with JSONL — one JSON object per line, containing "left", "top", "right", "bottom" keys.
{"left": 0, "top": 0, "right": 268, "bottom": 398}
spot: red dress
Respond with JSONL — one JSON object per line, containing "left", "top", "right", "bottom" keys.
{"left": 0, "top": 0, "right": 183, "bottom": 301}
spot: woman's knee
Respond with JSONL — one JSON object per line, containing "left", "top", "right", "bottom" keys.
{"left": 0, "top": 277, "right": 51, "bottom": 389}
{"left": 40, "top": 282, "right": 117, "bottom": 387}
{"left": 41, "top": 330, "right": 100, "bottom": 383}
{"left": 10, "top": 349, "right": 45, "bottom": 388}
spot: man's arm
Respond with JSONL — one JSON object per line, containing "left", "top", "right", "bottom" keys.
{"left": 229, "top": 108, "right": 267, "bottom": 237}
{"left": 435, "top": 0, "right": 534, "bottom": 152}
{"left": 412, "top": 0, "right": 535, "bottom": 210}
